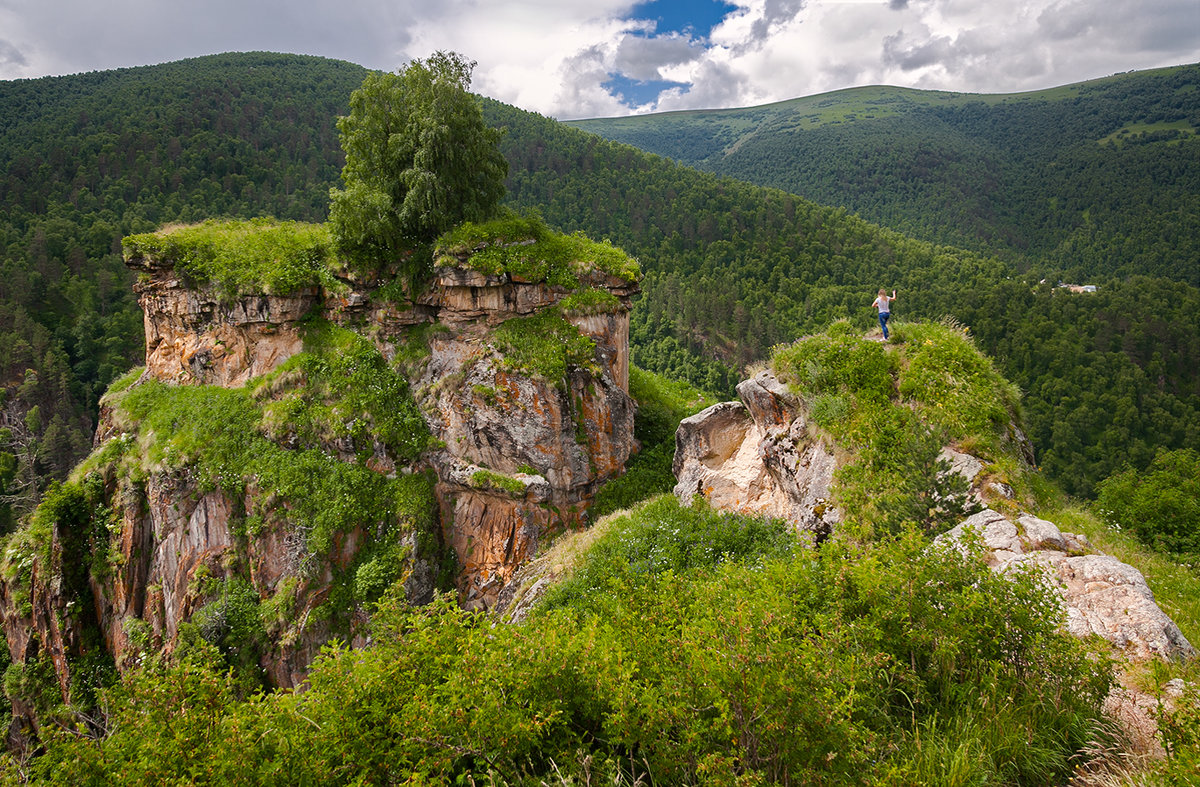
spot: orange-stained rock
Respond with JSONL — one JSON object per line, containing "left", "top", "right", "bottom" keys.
{"left": 1, "top": 247, "right": 641, "bottom": 705}
{"left": 128, "top": 253, "right": 321, "bottom": 386}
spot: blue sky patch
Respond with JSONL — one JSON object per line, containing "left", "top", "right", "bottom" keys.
{"left": 603, "top": 73, "right": 691, "bottom": 107}
{"left": 628, "top": 0, "right": 739, "bottom": 39}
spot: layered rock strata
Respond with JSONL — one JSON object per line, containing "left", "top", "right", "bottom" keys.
{"left": 128, "top": 254, "right": 322, "bottom": 387}
{"left": 122, "top": 248, "right": 637, "bottom": 612}
{"left": 2, "top": 244, "right": 639, "bottom": 709}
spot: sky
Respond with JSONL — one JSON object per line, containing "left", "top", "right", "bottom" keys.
{"left": 0, "top": 0, "right": 1198, "bottom": 120}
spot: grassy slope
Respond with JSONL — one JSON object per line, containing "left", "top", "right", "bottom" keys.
{"left": 569, "top": 68, "right": 1192, "bottom": 151}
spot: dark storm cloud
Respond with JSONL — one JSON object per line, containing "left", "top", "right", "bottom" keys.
{"left": 1036, "top": 1, "right": 1095, "bottom": 41}
{"left": 750, "top": 0, "right": 807, "bottom": 41}
{"left": 882, "top": 31, "right": 957, "bottom": 71}
{"left": 2, "top": 0, "right": 413, "bottom": 78}
{"left": 1038, "top": 0, "right": 1200, "bottom": 53}
{"left": 888, "top": 0, "right": 909, "bottom": 9}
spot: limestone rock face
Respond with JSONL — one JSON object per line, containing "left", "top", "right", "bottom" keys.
{"left": 121, "top": 250, "right": 638, "bottom": 613}
{"left": 936, "top": 509, "right": 1194, "bottom": 661}
{"left": 3, "top": 245, "right": 639, "bottom": 704}
{"left": 673, "top": 371, "right": 838, "bottom": 539}
{"left": 128, "top": 255, "right": 321, "bottom": 387}
{"left": 4, "top": 470, "right": 437, "bottom": 693}
{"left": 406, "top": 267, "right": 638, "bottom": 609}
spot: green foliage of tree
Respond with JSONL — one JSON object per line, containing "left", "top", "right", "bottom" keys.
{"left": 482, "top": 95, "right": 1200, "bottom": 499}
{"left": 1096, "top": 448, "right": 1200, "bottom": 556}
{"left": 3, "top": 52, "right": 1194, "bottom": 516}
{"left": 0, "top": 53, "right": 370, "bottom": 521}
{"left": 329, "top": 52, "right": 507, "bottom": 274}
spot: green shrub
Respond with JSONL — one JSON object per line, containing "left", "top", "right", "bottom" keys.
{"left": 353, "top": 542, "right": 413, "bottom": 605}
{"left": 256, "top": 322, "right": 433, "bottom": 462}
{"left": 468, "top": 468, "right": 526, "bottom": 496}
{"left": 590, "top": 440, "right": 677, "bottom": 518}
{"left": 892, "top": 320, "right": 1019, "bottom": 444}
{"left": 1156, "top": 679, "right": 1200, "bottom": 784}
{"left": 1096, "top": 448, "right": 1200, "bottom": 556}
{"left": 771, "top": 324, "right": 990, "bottom": 537}
{"left": 2, "top": 652, "right": 62, "bottom": 719}
{"left": 627, "top": 364, "right": 716, "bottom": 447}
{"left": 539, "top": 495, "right": 797, "bottom": 615}
{"left": 490, "top": 309, "right": 599, "bottom": 384}
{"left": 772, "top": 321, "right": 897, "bottom": 425}
{"left": 591, "top": 366, "right": 717, "bottom": 517}
{"left": 14, "top": 516, "right": 1113, "bottom": 786}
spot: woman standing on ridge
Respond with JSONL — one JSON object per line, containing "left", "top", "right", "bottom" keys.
{"left": 873, "top": 288, "right": 896, "bottom": 340}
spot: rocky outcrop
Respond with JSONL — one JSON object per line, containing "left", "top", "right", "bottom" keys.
{"left": 936, "top": 509, "right": 1195, "bottom": 661}
{"left": 406, "top": 266, "right": 637, "bottom": 609}
{"left": 127, "top": 254, "right": 322, "bottom": 387}
{"left": 673, "top": 370, "right": 838, "bottom": 539}
{"left": 21, "top": 243, "right": 639, "bottom": 688}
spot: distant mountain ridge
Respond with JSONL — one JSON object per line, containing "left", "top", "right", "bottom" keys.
{"left": 568, "top": 64, "right": 1200, "bottom": 285}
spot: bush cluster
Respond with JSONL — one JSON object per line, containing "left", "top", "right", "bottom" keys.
{"left": 14, "top": 497, "right": 1113, "bottom": 785}
{"left": 772, "top": 321, "right": 998, "bottom": 536}
{"left": 1096, "top": 447, "right": 1200, "bottom": 556}
{"left": 435, "top": 212, "right": 641, "bottom": 286}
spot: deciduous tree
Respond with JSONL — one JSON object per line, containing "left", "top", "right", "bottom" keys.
{"left": 329, "top": 52, "right": 508, "bottom": 276}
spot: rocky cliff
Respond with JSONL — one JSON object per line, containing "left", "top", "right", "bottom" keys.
{"left": 673, "top": 327, "right": 1193, "bottom": 662}
{"left": 0, "top": 220, "right": 640, "bottom": 732}
{"left": 673, "top": 370, "right": 840, "bottom": 541}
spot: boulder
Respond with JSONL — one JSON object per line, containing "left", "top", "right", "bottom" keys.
{"left": 936, "top": 509, "right": 1195, "bottom": 661}
{"left": 673, "top": 371, "right": 838, "bottom": 539}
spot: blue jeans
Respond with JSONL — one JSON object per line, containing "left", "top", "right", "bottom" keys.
{"left": 879, "top": 311, "right": 890, "bottom": 339}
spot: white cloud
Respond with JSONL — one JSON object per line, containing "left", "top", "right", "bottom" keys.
{"left": 0, "top": 0, "right": 1196, "bottom": 118}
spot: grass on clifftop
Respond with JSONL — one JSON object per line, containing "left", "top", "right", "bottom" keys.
{"left": 434, "top": 213, "right": 641, "bottom": 286}
{"left": 122, "top": 218, "right": 338, "bottom": 296}
{"left": 771, "top": 319, "right": 1027, "bottom": 537}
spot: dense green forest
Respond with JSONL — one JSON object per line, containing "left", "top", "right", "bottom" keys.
{"left": 1, "top": 52, "right": 1199, "bottom": 785}
{"left": 0, "top": 53, "right": 365, "bottom": 524}
{"left": 0, "top": 52, "right": 1195, "bottom": 514}
{"left": 483, "top": 98, "right": 1200, "bottom": 496}
{"left": 569, "top": 66, "right": 1200, "bottom": 286}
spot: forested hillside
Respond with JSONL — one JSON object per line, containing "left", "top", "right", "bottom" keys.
{"left": 0, "top": 52, "right": 1195, "bottom": 511}
{"left": 0, "top": 53, "right": 366, "bottom": 524}
{"left": 483, "top": 99, "right": 1200, "bottom": 496}
{"left": 569, "top": 65, "right": 1200, "bottom": 286}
